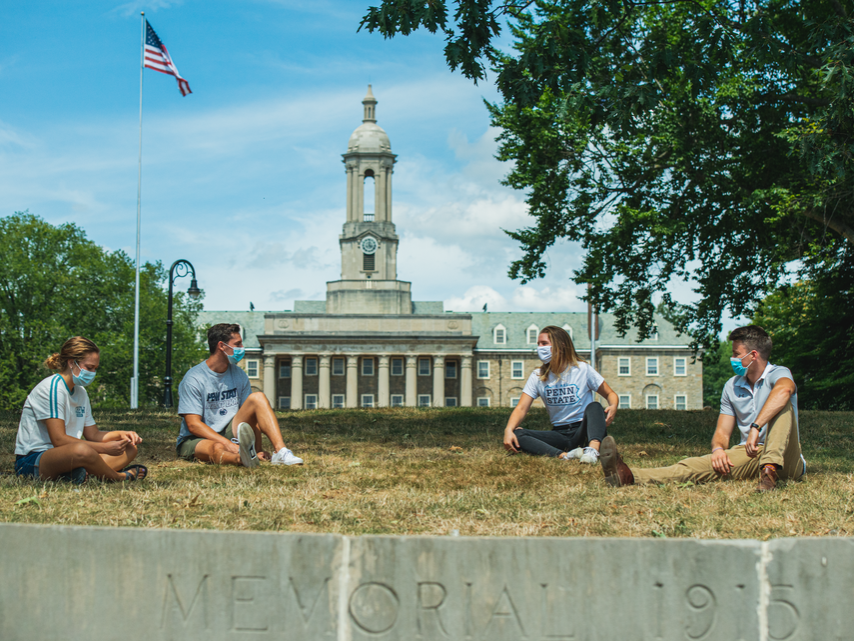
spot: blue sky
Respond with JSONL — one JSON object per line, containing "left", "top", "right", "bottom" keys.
{"left": 2, "top": 0, "right": 722, "bottom": 326}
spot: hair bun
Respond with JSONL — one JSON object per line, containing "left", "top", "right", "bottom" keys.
{"left": 44, "top": 353, "right": 62, "bottom": 370}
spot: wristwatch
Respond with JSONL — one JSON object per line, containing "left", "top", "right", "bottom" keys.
{"left": 749, "top": 423, "right": 760, "bottom": 431}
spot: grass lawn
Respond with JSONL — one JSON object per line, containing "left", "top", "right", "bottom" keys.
{"left": 1, "top": 407, "right": 852, "bottom": 539}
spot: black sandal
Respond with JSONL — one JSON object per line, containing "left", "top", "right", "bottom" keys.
{"left": 120, "top": 465, "right": 148, "bottom": 481}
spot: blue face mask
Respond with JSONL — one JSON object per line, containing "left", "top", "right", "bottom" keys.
{"left": 72, "top": 361, "right": 97, "bottom": 387}
{"left": 730, "top": 352, "right": 753, "bottom": 377}
{"left": 224, "top": 344, "right": 245, "bottom": 365}
{"left": 537, "top": 345, "right": 552, "bottom": 363}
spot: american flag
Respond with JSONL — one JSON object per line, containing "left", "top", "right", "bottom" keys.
{"left": 144, "top": 20, "right": 191, "bottom": 97}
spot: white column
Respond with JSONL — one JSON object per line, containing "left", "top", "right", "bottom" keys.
{"left": 386, "top": 166, "right": 393, "bottom": 221}
{"left": 433, "top": 354, "right": 445, "bottom": 407}
{"left": 378, "top": 354, "right": 390, "bottom": 408}
{"left": 346, "top": 166, "right": 354, "bottom": 222}
{"left": 263, "top": 354, "right": 276, "bottom": 408}
{"left": 291, "top": 355, "right": 303, "bottom": 410}
{"left": 461, "top": 355, "right": 473, "bottom": 407}
{"left": 346, "top": 355, "right": 359, "bottom": 408}
{"left": 376, "top": 170, "right": 385, "bottom": 222}
{"left": 405, "top": 355, "right": 417, "bottom": 407}
{"left": 318, "top": 353, "right": 331, "bottom": 409}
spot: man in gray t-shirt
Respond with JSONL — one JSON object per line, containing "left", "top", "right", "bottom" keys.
{"left": 176, "top": 323, "right": 303, "bottom": 467}
{"left": 599, "top": 325, "right": 805, "bottom": 492}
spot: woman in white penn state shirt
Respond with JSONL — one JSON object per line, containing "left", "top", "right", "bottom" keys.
{"left": 503, "top": 325, "right": 619, "bottom": 464}
{"left": 14, "top": 336, "right": 147, "bottom": 483}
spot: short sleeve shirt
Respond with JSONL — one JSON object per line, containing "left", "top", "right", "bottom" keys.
{"left": 720, "top": 363, "right": 798, "bottom": 445}
{"left": 176, "top": 361, "right": 252, "bottom": 447}
{"left": 522, "top": 362, "right": 605, "bottom": 426}
{"left": 15, "top": 374, "right": 96, "bottom": 455}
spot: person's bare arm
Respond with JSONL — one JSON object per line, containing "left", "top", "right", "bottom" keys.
{"left": 597, "top": 381, "right": 619, "bottom": 427}
{"left": 182, "top": 414, "right": 239, "bottom": 454}
{"left": 82, "top": 424, "right": 142, "bottom": 446}
{"left": 710, "top": 414, "right": 737, "bottom": 475}
{"left": 745, "top": 377, "right": 796, "bottom": 457}
{"left": 503, "top": 394, "right": 535, "bottom": 453}
{"left": 46, "top": 419, "right": 128, "bottom": 456}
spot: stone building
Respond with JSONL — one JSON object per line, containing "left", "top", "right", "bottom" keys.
{"left": 198, "top": 87, "right": 702, "bottom": 411}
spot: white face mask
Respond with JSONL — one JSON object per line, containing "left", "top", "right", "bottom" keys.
{"left": 537, "top": 345, "right": 552, "bottom": 363}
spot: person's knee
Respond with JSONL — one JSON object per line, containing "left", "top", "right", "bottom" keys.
{"left": 209, "top": 442, "right": 226, "bottom": 464}
{"left": 124, "top": 443, "right": 139, "bottom": 462}
{"left": 585, "top": 402, "right": 606, "bottom": 419}
{"left": 69, "top": 442, "right": 99, "bottom": 466}
{"left": 247, "top": 391, "right": 270, "bottom": 407}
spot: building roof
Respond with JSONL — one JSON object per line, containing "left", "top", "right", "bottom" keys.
{"left": 197, "top": 311, "right": 267, "bottom": 349}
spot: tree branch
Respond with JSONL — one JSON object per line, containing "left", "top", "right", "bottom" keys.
{"left": 800, "top": 207, "right": 854, "bottom": 244}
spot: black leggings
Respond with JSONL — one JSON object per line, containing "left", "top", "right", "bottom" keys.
{"left": 514, "top": 403, "right": 608, "bottom": 458}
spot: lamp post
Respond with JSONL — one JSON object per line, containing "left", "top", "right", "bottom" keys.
{"left": 163, "top": 259, "right": 201, "bottom": 408}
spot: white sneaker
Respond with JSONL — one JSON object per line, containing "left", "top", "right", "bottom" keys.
{"left": 237, "top": 422, "right": 259, "bottom": 468}
{"left": 579, "top": 447, "right": 600, "bottom": 464}
{"left": 564, "top": 447, "right": 584, "bottom": 460}
{"left": 271, "top": 447, "right": 303, "bottom": 466}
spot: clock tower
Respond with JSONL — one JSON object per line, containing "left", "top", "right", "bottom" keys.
{"left": 326, "top": 86, "right": 413, "bottom": 314}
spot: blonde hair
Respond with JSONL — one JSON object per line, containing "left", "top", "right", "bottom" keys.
{"left": 44, "top": 336, "right": 99, "bottom": 371}
{"left": 538, "top": 325, "right": 584, "bottom": 381}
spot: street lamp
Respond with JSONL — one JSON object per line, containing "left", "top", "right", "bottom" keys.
{"left": 163, "top": 259, "right": 201, "bottom": 408}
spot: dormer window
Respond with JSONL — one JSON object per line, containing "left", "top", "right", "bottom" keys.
{"left": 526, "top": 324, "right": 539, "bottom": 345}
{"left": 562, "top": 324, "right": 573, "bottom": 339}
{"left": 494, "top": 324, "right": 506, "bottom": 345}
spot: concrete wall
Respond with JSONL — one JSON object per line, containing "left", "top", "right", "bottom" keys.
{"left": 0, "top": 523, "right": 845, "bottom": 641}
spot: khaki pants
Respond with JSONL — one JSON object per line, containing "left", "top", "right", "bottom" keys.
{"left": 633, "top": 402, "right": 805, "bottom": 485}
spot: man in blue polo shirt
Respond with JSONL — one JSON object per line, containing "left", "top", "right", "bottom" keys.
{"left": 600, "top": 325, "right": 805, "bottom": 492}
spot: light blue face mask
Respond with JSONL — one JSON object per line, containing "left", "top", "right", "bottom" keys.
{"left": 730, "top": 352, "right": 753, "bottom": 377}
{"left": 537, "top": 345, "right": 552, "bottom": 363}
{"left": 224, "top": 344, "right": 245, "bottom": 365}
{"left": 72, "top": 361, "right": 97, "bottom": 387}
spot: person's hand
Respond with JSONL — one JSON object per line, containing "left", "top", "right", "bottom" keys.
{"left": 116, "top": 431, "right": 142, "bottom": 445}
{"left": 224, "top": 440, "right": 240, "bottom": 455}
{"left": 257, "top": 450, "right": 271, "bottom": 462}
{"left": 604, "top": 404, "right": 617, "bottom": 427}
{"left": 745, "top": 429, "right": 761, "bottom": 458}
{"left": 102, "top": 439, "right": 129, "bottom": 456}
{"left": 711, "top": 448, "right": 734, "bottom": 475}
{"left": 503, "top": 430, "right": 520, "bottom": 453}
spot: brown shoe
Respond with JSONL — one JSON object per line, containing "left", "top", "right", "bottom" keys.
{"left": 757, "top": 464, "right": 778, "bottom": 492}
{"left": 599, "top": 436, "right": 634, "bottom": 487}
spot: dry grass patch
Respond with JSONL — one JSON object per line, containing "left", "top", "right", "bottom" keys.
{"left": 1, "top": 407, "right": 852, "bottom": 539}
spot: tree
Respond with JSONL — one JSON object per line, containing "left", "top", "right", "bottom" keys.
{"left": 361, "top": 0, "right": 854, "bottom": 348}
{"left": 702, "top": 340, "right": 734, "bottom": 409}
{"left": 0, "top": 212, "right": 206, "bottom": 409}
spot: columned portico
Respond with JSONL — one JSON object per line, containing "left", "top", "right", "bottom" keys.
{"left": 432, "top": 354, "right": 445, "bottom": 407}
{"left": 291, "top": 355, "right": 304, "bottom": 410}
{"left": 263, "top": 354, "right": 276, "bottom": 407}
{"left": 378, "top": 354, "right": 390, "bottom": 408}
{"left": 318, "top": 354, "right": 331, "bottom": 409}
{"left": 405, "top": 355, "right": 417, "bottom": 407}
{"left": 346, "top": 356, "right": 359, "bottom": 408}
{"left": 461, "top": 355, "right": 473, "bottom": 407}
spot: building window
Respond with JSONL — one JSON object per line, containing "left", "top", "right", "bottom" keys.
{"left": 391, "top": 394, "right": 404, "bottom": 407}
{"left": 527, "top": 325, "right": 539, "bottom": 345}
{"left": 445, "top": 361, "right": 457, "bottom": 379}
{"left": 619, "top": 394, "right": 631, "bottom": 409}
{"left": 675, "top": 394, "right": 687, "bottom": 410}
{"left": 332, "top": 357, "right": 345, "bottom": 376}
{"left": 494, "top": 324, "right": 506, "bottom": 345}
{"left": 646, "top": 357, "right": 659, "bottom": 376}
{"left": 477, "top": 397, "right": 490, "bottom": 407}
{"left": 477, "top": 360, "right": 490, "bottom": 379}
{"left": 511, "top": 361, "right": 525, "bottom": 379}
{"left": 618, "top": 357, "right": 631, "bottom": 376}
{"left": 304, "top": 394, "right": 318, "bottom": 410}
{"left": 278, "top": 396, "right": 290, "bottom": 409}
{"left": 362, "top": 358, "right": 375, "bottom": 376}
{"left": 305, "top": 357, "right": 318, "bottom": 376}
{"left": 562, "top": 324, "right": 573, "bottom": 338}
{"left": 445, "top": 397, "right": 458, "bottom": 407}
{"left": 363, "top": 252, "right": 375, "bottom": 271}
{"left": 246, "top": 359, "right": 259, "bottom": 378}
{"left": 391, "top": 357, "right": 404, "bottom": 376}
{"left": 361, "top": 394, "right": 374, "bottom": 408}
{"left": 418, "top": 394, "right": 431, "bottom": 407}
{"left": 674, "top": 357, "right": 687, "bottom": 377}
{"left": 510, "top": 397, "right": 520, "bottom": 408}
{"left": 418, "top": 358, "right": 431, "bottom": 376}
{"left": 332, "top": 394, "right": 345, "bottom": 408}
{"left": 279, "top": 361, "right": 291, "bottom": 378}
{"left": 646, "top": 394, "right": 659, "bottom": 410}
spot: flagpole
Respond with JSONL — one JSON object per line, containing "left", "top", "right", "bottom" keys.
{"left": 132, "top": 11, "right": 145, "bottom": 409}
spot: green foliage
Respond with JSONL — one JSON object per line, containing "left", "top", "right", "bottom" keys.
{"left": 361, "top": 0, "right": 854, "bottom": 348}
{"left": 0, "top": 212, "right": 206, "bottom": 410}
{"left": 702, "top": 341, "right": 733, "bottom": 409}
{"left": 752, "top": 270, "right": 854, "bottom": 409}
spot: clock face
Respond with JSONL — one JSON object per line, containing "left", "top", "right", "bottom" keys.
{"left": 360, "top": 236, "right": 378, "bottom": 255}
